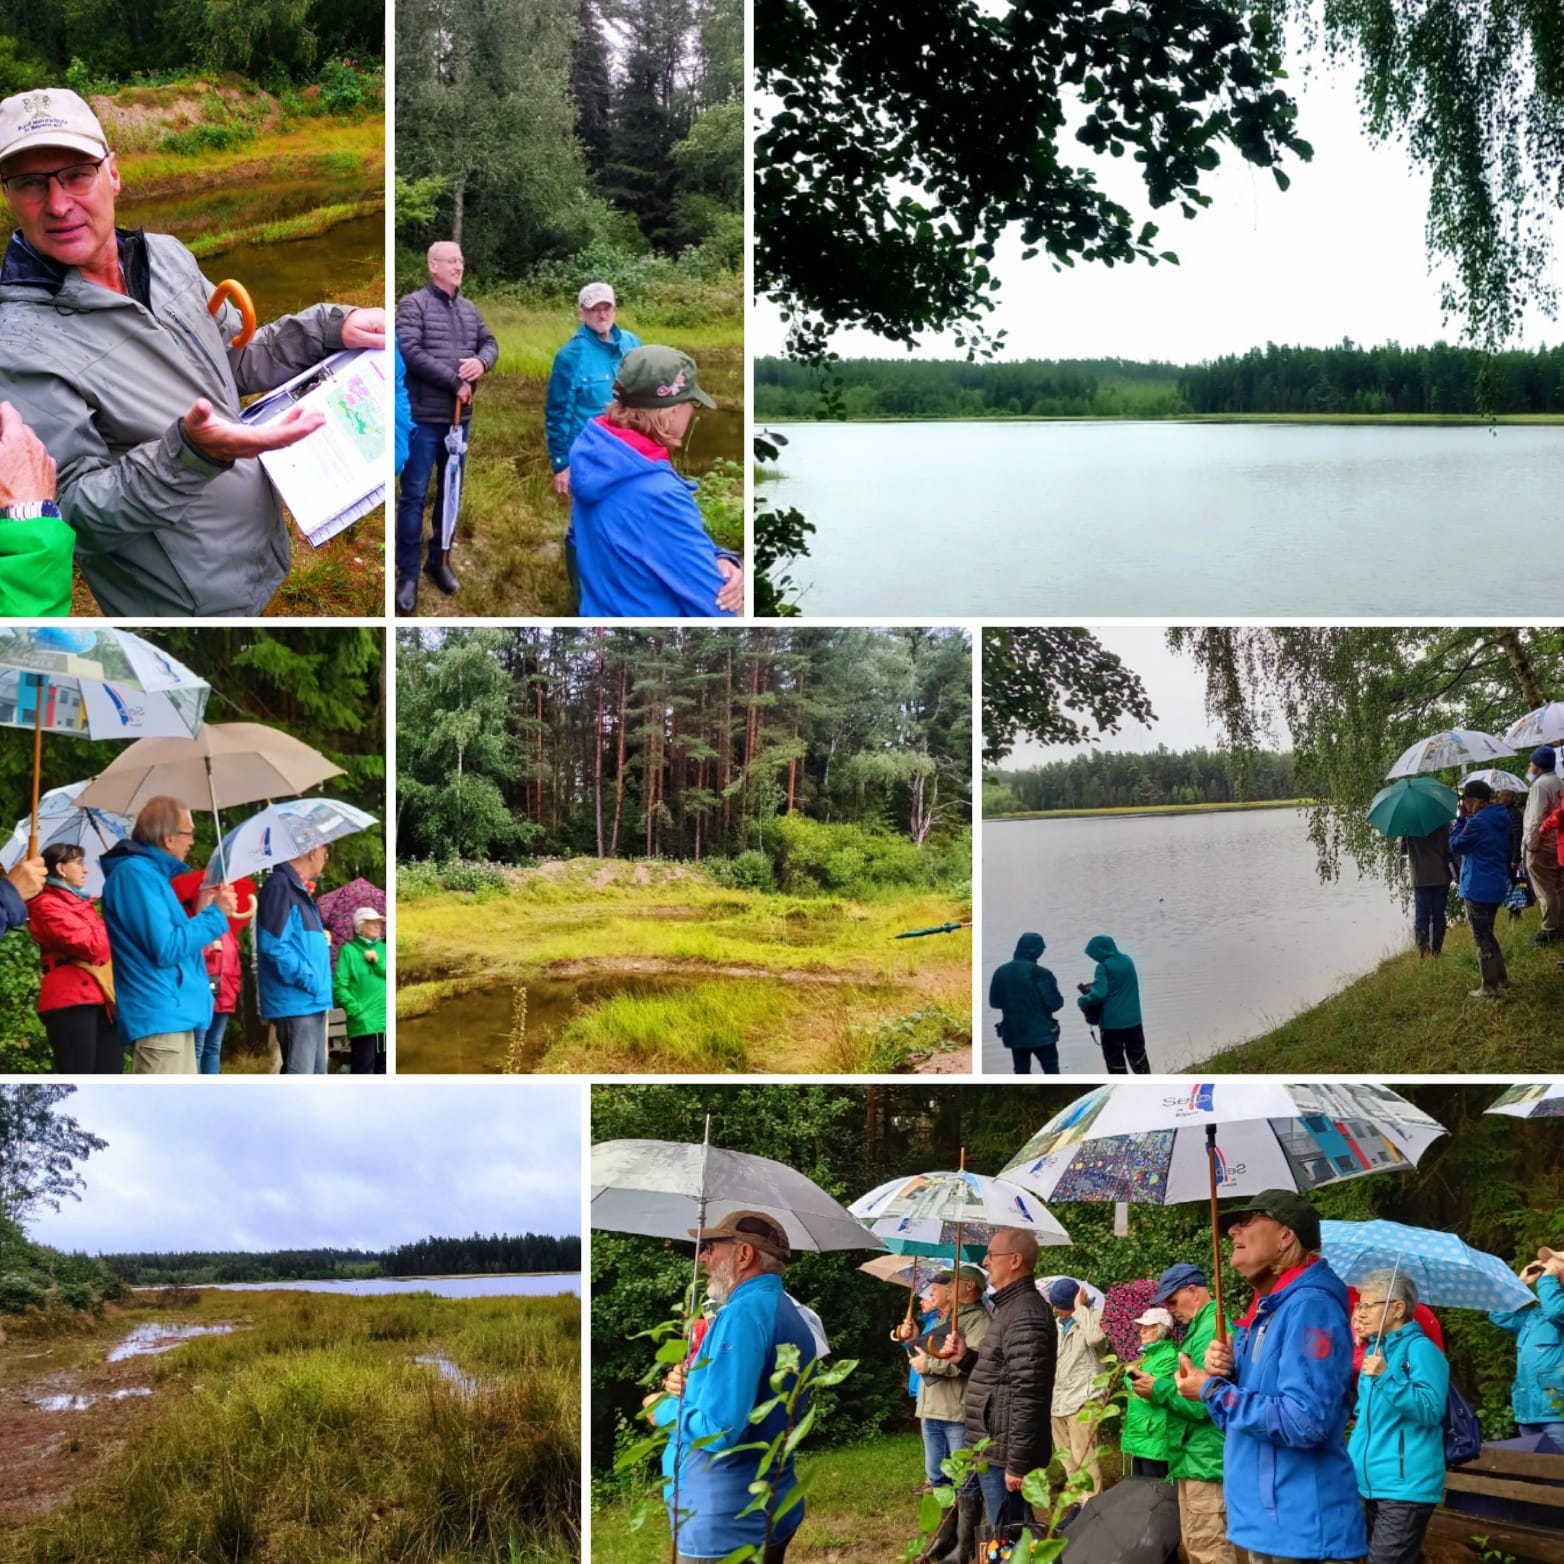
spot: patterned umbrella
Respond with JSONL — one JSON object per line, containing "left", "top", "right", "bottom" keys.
{"left": 1320, "top": 1219, "right": 1533, "bottom": 1314}
{"left": 0, "top": 782, "right": 131, "bottom": 898}
{"left": 1461, "top": 769, "right": 1530, "bottom": 793}
{"left": 203, "top": 798, "right": 378, "bottom": 884}
{"left": 316, "top": 877, "right": 386, "bottom": 968}
{"left": 1385, "top": 728, "right": 1514, "bottom": 779}
{"left": 851, "top": 1168, "right": 1072, "bottom": 1250}
{"left": 1485, "top": 1082, "right": 1564, "bottom": 1119}
{"left": 858, "top": 1253, "right": 950, "bottom": 1291}
{"left": 1504, "top": 703, "right": 1564, "bottom": 750}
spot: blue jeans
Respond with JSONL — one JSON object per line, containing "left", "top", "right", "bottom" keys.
{"left": 1009, "top": 1046, "right": 1058, "bottom": 1074}
{"left": 395, "top": 420, "right": 466, "bottom": 579}
{"left": 975, "top": 1463, "right": 1009, "bottom": 1530}
{"left": 922, "top": 1417, "right": 966, "bottom": 1488}
{"left": 276, "top": 1011, "right": 329, "bottom": 1074}
{"left": 196, "top": 1011, "right": 229, "bottom": 1074}
{"left": 1412, "top": 884, "right": 1447, "bottom": 952}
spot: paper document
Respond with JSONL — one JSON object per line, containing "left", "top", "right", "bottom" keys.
{"left": 241, "top": 348, "right": 387, "bottom": 547}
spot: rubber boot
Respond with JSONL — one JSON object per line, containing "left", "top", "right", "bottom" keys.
{"left": 1487, "top": 942, "right": 1511, "bottom": 990}
{"left": 940, "top": 1491, "right": 981, "bottom": 1564}
{"left": 425, "top": 549, "right": 460, "bottom": 595}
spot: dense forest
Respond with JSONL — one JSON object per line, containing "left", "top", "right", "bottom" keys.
{"left": 103, "top": 1232, "right": 582, "bottom": 1286}
{"left": 985, "top": 747, "right": 1296, "bottom": 815}
{"left": 397, "top": 627, "right": 971, "bottom": 870}
{"left": 395, "top": 0, "right": 740, "bottom": 289}
{"left": 756, "top": 342, "right": 1564, "bottom": 420}
{"left": 0, "top": 0, "right": 381, "bottom": 85}
{"left": 592, "top": 1084, "right": 1564, "bottom": 1470}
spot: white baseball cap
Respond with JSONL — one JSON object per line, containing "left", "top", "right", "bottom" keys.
{"left": 577, "top": 281, "right": 615, "bottom": 309}
{"left": 0, "top": 88, "right": 109, "bottom": 165}
{"left": 1134, "top": 1306, "right": 1175, "bottom": 1330}
{"left": 352, "top": 905, "right": 383, "bottom": 928}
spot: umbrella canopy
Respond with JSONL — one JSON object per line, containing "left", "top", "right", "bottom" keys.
{"left": 1485, "top": 1082, "right": 1564, "bottom": 1119}
{"left": 1461, "top": 768, "right": 1530, "bottom": 793}
{"left": 0, "top": 669, "right": 206, "bottom": 741}
{"left": 1367, "top": 776, "right": 1458, "bottom": 839}
{"left": 1320, "top": 1219, "right": 1533, "bottom": 1315}
{"left": 591, "top": 1137, "right": 886, "bottom": 1254}
{"left": 1385, "top": 728, "right": 1515, "bottom": 779}
{"left": 1054, "top": 1474, "right": 1180, "bottom": 1564}
{"left": 851, "top": 1169, "right": 1072, "bottom": 1250}
{"left": 858, "top": 1253, "right": 952, "bottom": 1292}
{"left": 170, "top": 867, "right": 259, "bottom": 935}
{"left": 203, "top": 798, "right": 378, "bottom": 884}
{"left": 0, "top": 782, "right": 131, "bottom": 898}
{"left": 1504, "top": 703, "right": 1564, "bottom": 751}
{"left": 315, "top": 877, "right": 386, "bottom": 967}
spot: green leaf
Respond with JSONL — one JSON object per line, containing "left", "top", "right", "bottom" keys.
{"left": 613, "top": 1433, "right": 667, "bottom": 1472}
{"left": 1021, "top": 1468, "right": 1052, "bottom": 1507}
{"left": 1273, "top": 167, "right": 1290, "bottom": 191}
{"left": 782, "top": 1404, "right": 818, "bottom": 1462}
{"left": 656, "top": 1338, "right": 689, "bottom": 1364}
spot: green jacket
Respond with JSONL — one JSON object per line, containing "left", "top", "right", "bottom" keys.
{"left": 915, "top": 1301, "right": 991, "bottom": 1424}
{"left": 1148, "top": 1299, "right": 1228, "bottom": 1481}
{"left": 1121, "top": 1336, "right": 1179, "bottom": 1461}
{"left": 333, "top": 936, "right": 386, "bottom": 1035}
{"left": 0, "top": 513, "right": 73, "bottom": 616}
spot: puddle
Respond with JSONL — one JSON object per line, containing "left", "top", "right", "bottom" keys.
{"left": 107, "top": 1322, "right": 239, "bottom": 1362}
{"left": 397, "top": 971, "right": 702, "bottom": 1073}
{"left": 413, "top": 1355, "right": 481, "bottom": 1396}
{"left": 32, "top": 1387, "right": 152, "bottom": 1413}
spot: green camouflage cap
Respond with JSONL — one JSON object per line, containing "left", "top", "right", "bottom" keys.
{"left": 614, "top": 345, "right": 716, "bottom": 411}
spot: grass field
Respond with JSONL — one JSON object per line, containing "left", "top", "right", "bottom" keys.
{"left": 0, "top": 1288, "right": 579, "bottom": 1564}
{"left": 409, "top": 303, "right": 743, "bottom": 618}
{"left": 986, "top": 799, "right": 1305, "bottom": 821}
{"left": 1210, "top": 900, "right": 1562, "bottom": 1072}
{"left": 395, "top": 859, "right": 971, "bottom": 1074}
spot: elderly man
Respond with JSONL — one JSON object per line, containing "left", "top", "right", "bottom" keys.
{"left": 1132, "top": 1263, "right": 1235, "bottom": 1564}
{"left": 942, "top": 1228, "right": 1055, "bottom": 1540}
{"left": 394, "top": 239, "right": 498, "bottom": 613}
{"left": 1175, "top": 1190, "right": 1367, "bottom": 1564}
{"left": 0, "top": 851, "right": 46, "bottom": 936}
{"left": 1524, "top": 747, "right": 1563, "bottom": 944}
{"left": 545, "top": 281, "right": 642, "bottom": 497}
{"left": 257, "top": 840, "right": 334, "bottom": 1074}
{"left": 1047, "top": 1277, "right": 1107, "bottom": 1499}
{"left": 0, "top": 399, "right": 70, "bottom": 614}
{"left": 0, "top": 89, "right": 385, "bottom": 617}
{"left": 99, "top": 797, "right": 237, "bottom": 1073}
{"left": 649, "top": 1211, "right": 818, "bottom": 1563}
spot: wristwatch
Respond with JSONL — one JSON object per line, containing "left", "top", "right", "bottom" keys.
{"left": 0, "top": 501, "right": 62, "bottom": 520}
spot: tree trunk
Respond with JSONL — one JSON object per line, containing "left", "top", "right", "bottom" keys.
{"left": 1496, "top": 628, "right": 1548, "bottom": 709}
{"left": 594, "top": 634, "right": 605, "bottom": 857}
{"left": 451, "top": 175, "right": 465, "bottom": 246}
{"left": 610, "top": 661, "right": 627, "bottom": 857}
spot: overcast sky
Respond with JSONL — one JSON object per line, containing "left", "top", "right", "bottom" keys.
{"left": 1002, "top": 627, "right": 1289, "bottom": 767}
{"left": 756, "top": 45, "right": 1564, "bottom": 361}
{"left": 29, "top": 1084, "right": 582, "bottom": 1256}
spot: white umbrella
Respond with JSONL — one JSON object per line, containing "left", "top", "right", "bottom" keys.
{"left": 1461, "top": 769, "right": 1530, "bottom": 793}
{"left": 0, "top": 782, "right": 131, "bottom": 898}
{"left": 1504, "top": 704, "right": 1564, "bottom": 750}
{"left": 1385, "top": 729, "right": 1514, "bottom": 778}
{"left": 1036, "top": 1276, "right": 1106, "bottom": 1311}
{"left": 202, "top": 798, "right": 379, "bottom": 884}
{"left": 1485, "top": 1082, "right": 1564, "bottom": 1119}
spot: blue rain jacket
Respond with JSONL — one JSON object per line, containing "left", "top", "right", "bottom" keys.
{"left": 909, "top": 1307, "right": 940, "bottom": 1396}
{"left": 0, "top": 878, "right": 27, "bottom": 936}
{"left": 544, "top": 322, "right": 643, "bottom": 470}
{"left": 1490, "top": 1273, "right": 1564, "bottom": 1425}
{"left": 1348, "top": 1321, "right": 1449, "bottom": 1503}
{"left": 255, "top": 862, "right": 332, "bottom": 1020}
{"left": 567, "top": 419, "right": 735, "bottom": 618}
{"left": 393, "top": 342, "right": 411, "bottom": 474}
{"left": 1077, "top": 935, "right": 1141, "bottom": 1028}
{"left": 1449, "top": 802, "right": 1513, "bottom": 902}
{"left": 100, "top": 840, "right": 227, "bottom": 1041}
{"left": 1203, "top": 1259, "right": 1367, "bottom": 1561}
{"left": 654, "top": 1273, "right": 817, "bottom": 1557}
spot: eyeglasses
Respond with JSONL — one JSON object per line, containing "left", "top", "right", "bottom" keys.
{"left": 696, "top": 1239, "right": 733, "bottom": 1256}
{"left": 2, "top": 157, "right": 107, "bottom": 205}
{"left": 170, "top": 828, "right": 195, "bottom": 840}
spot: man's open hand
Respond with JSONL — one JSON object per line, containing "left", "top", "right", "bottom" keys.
{"left": 341, "top": 308, "right": 386, "bottom": 350}
{"left": 184, "top": 398, "right": 324, "bottom": 463}
{"left": 0, "top": 402, "right": 56, "bottom": 506}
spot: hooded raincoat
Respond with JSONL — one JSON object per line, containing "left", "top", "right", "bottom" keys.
{"left": 1348, "top": 1320, "right": 1448, "bottom": 1504}
{"left": 988, "top": 933, "right": 1064, "bottom": 1050}
{"left": 567, "top": 417, "right": 736, "bottom": 617}
{"left": 544, "top": 321, "right": 643, "bottom": 470}
{"left": 1077, "top": 935, "right": 1141, "bottom": 1029}
{"left": 1489, "top": 1272, "right": 1564, "bottom": 1426}
{"left": 1201, "top": 1258, "right": 1368, "bottom": 1561}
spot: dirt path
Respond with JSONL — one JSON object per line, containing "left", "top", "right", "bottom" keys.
{"left": 913, "top": 1046, "right": 974, "bottom": 1074}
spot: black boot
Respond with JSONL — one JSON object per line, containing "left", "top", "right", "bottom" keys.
{"left": 941, "top": 1491, "right": 982, "bottom": 1564}
{"left": 425, "top": 551, "right": 460, "bottom": 595}
{"left": 394, "top": 574, "right": 417, "bottom": 615}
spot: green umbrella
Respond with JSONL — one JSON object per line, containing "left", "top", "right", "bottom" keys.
{"left": 1367, "top": 776, "right": 1459, "bottom": 839}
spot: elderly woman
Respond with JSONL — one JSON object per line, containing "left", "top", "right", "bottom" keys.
{"left": 27, "top": 842, "right": 118, "bottom": 1073}
{"left": 566, "top": 345, "right": 743, "bottom": 617}
{"left": 1121, "top": 1305, "right": 1179, "bottom": 1478}
{"left": 1349, "top": 1271, "right": 1449, "bottom": 1564}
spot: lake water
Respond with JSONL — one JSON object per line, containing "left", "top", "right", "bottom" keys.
{"left": 982, "top": 808, "right": 1410, "bottom": 1072}
{"left": 769, "top": 421, "right": 1564, "bottom": 614}
{"left": 167, "top": 1274, "right": 581, "bottom": 1298}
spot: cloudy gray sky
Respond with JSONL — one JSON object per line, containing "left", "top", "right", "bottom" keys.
{"left": 757, "top": 48, "right": 1564, "bottom": 361}
{"left": 29, "top": 1084, "right": 582, "bottom": 1256}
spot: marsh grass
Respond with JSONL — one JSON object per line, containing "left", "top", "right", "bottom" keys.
{"left": 2, "top": 1290, "right": 580, "bottom": 1564}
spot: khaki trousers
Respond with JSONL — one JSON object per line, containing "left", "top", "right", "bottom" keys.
{"left": 1178, "top": 1477, "right": 1238, "bottom": 1564}
{"left": 1050, "top": 1411, "right": 1102, "bottom": 1497}
{"left": 132, "top": 1030, "right": 197, "bottom": 1074}
{"left": 1527, "top": 843, "right": 1563, "bottom": 933}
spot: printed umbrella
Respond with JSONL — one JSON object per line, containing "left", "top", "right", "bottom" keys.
{"left": 1366, "top": 776, "right": 1458, "bottom": 839}
{"left": 1036, "top": 1276, "right": 1106, "bottom": 1311}
{"left": 1384, "top": 728, "right": 1514, "bottom": 779}
{"left": 202, "top": 798, "right": 379, "bottom": 884}
{"left": 315, "top": 878, "right": 386, "bottom": 968}
{"left": 858, "top": 1253, "right": 950, "bottom": 1291}
{"left": 439, "top": 394, "right": 467, "bottom": 551}
{"left": 1485, "top": 1082, "right": 1564, "bottom": 1119}
{"left": 1000, "top": 1081, "right": 1447, "bottom": 1342}
{"left": 1461, "top": 769, "right": 1530, "bottom": 793}
{"left": 1504, "top": 703, "right": 1564, "bottom": 751}
{"left": 1320, "top": 1219, "right": 1533, "bottom": 1316}
{"left": 0, "top": 782, "right": 132, "bottom": 898}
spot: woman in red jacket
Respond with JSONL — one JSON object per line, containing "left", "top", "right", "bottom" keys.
{"left": 28, "top": 842, "right": 119, "bottom": 1074}
{"left": 174, "top": 878, "right": 242, "bottom": 1074}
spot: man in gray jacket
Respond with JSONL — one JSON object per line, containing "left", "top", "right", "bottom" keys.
{"left": 0, "top": 88, "right": 385, "bottom": 616}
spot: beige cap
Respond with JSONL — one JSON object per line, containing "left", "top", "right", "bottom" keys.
{"left": 0, "top": 89, "right": 109, "bottom": 165}
{"left": 352, "top": 906, "right": 382, "bottom": 928}
{"left": 577, "top": 281, "right": 615, "bottom": 309}
{"left": 1134, "top": 1306, "right": 1175, "bottom": 1329}
{"left": 687, "top": 1209, "right": 790, "bottom": 1262}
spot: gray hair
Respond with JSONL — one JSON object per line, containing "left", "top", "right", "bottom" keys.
{"left": 132, "top": 795, "right": 189, "bottom": 847}
{"left": 1357, "top": 1269, "right": 1419, "bottom": 1315}
{"left": 754, "top": 1251, "right": 786, "bottom": 1277}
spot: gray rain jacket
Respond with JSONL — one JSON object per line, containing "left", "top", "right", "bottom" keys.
{"left": 0, "top": 228, "right": 348, "bottom": 616}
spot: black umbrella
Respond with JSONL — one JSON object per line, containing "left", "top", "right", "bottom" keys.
{"left": 1054, "top": 1478, "right": 1180, "bottom": 1564}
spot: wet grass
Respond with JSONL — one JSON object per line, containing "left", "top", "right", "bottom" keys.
{"left": 0, "top": 1289, "right": 579, "bottom": 1564}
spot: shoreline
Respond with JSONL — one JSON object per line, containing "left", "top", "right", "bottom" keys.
{"left": 129, "top": 1269, "right": 578, "bottom": 1289}
{"left": 757, "top": 413, "right": 1564, "bottom": 427}
{"left": 986, "top": 798, "right": 1304, "bottom": 822}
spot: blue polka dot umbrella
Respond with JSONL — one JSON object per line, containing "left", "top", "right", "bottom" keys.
{"left": 1320, "top": 1219, "right": 1533, "bottom": 1316}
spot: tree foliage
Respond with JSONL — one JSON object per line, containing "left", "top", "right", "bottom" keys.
{"left": 0, "top": 1084, "right": 107, "bottom": 1229}
{"left": 986, "top": 746, "right": 1296, "bottom": 814}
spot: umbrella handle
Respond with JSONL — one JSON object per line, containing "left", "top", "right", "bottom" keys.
{"left": 207, "top": 278, "right": 256, "bottom": 349}
{"left": 1207, "top": 1125, "right": 1227, "bottom": 1346}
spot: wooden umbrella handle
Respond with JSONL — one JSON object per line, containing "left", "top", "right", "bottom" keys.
{"left": 207, "top": 278, "right": 257, "bottom": 349}
{"left": 1207, "top": 1125, "right": 1228, "bottom": 1345}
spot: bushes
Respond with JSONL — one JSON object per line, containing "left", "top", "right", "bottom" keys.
{"left": 765, "top": 815, "right": 963, "bottom": 898}
{"left": 0, "top": 1215, "right": 120, "bottom": 1318}
{"left": 705, "top": 850, "right": 775, "bottom": 894}
{"left": 0, "top": 926, "right": 47, "bottom": 1074}
{"left": 398, "top": 859, "right": 527, "bottom": 901}
{"left": 501, "top": 241, "right": 741, "bottom": 325}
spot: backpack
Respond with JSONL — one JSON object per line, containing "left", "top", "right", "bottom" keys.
{"left": 1444, "top": 1382, "right": 1482, "bottom": 1466}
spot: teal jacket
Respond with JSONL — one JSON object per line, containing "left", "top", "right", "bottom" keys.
{"left": 1078, "top": 935, "right": 1141, "bottom": 1028}
{"left": 544, "top": 322, "right": 643, "bottom": 470}
{"left": 1348, "top": 1321, "right": 1448, "bottom": 1503}
{"left": 988, "top": 932, "right": 1064, "bottom": 1049}
{"left": 1490, "top": 1273, "right": 1564, "bottom": 1425}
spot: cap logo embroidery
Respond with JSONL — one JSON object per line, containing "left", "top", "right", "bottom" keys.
{"left": 656, "top": 369, "right": 687, "bottom": 398}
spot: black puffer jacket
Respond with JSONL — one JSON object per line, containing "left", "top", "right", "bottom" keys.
{"left": 960, "top": 1275, "right": 1056, "bottom": 1476}
{"left": 396, "top": 282, "right": 499, "bottom": 424}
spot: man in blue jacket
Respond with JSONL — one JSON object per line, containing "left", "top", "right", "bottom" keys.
{"left": 545, "top": 282, "right": 641, "bottom": 497}
{"left": 1175, "top": 1189, "right": 1368, "bottom": 1564}
{"left": 650, "top": 1210, "right": 817, "bottom": 1562}
{"left": 100, "top": 797, "right": 236, "bottom": 1073}
{"left": 0, "top": 852, "right": 45, "bottom": 934}
{"left": 256, "top": 841, "right": 333, "bottom": 1074}
{"left": 1449, "top": 779, "right": 1513, "bottom": 997}
{"left": 1490, "top": 1248, "right": 1564, "bottom": 1442}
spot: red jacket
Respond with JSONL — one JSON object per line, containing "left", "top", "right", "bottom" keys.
{"left": 1541, "top": 801, "right": 1564, "bottom": 867}
{"left": 27, "top": 884, "right": 112, "bottom": 1012}
{"left": 205, "top": 929, "right": 241, "bottom": 1015}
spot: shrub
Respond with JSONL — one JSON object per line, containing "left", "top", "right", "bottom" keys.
{"left": 766, "top": 815, "right": 937, "bottom": 898}
{"left": 706, "top": 851, "right": 775, "bottom": 893}
{"left": 318, "top": 56, "right": 367, "bottom": 114}
{"left": 161, "top": 122, "right": 257, "bottom": 155}
{"left": 0, "top": 926, "right": 48, "bottom": 1073}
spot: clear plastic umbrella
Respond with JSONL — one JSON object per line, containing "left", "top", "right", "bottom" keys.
{"left": 1385, "top": 728, "right": 1514, "bottom": 778}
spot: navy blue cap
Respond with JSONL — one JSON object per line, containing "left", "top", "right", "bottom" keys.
{"left": 1047, "top": 1277, "right": 1079, "bottom": 1308}
{"left": 1151, "top": 1262, "right": 1208, "bottom": 1305}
